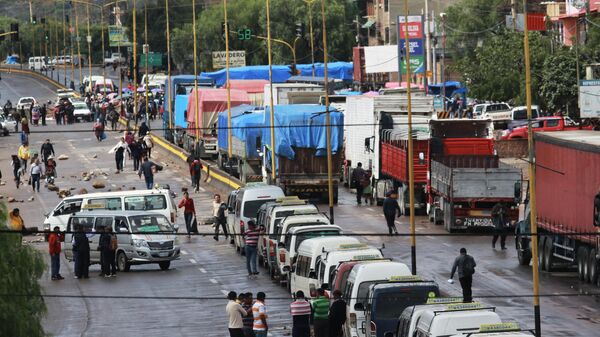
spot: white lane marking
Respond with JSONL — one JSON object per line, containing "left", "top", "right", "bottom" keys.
{"left": 181, "top": 250, "right": 188, "bottom": 255}
{"left": 199, "top": 267, "right": 207, "bottom": 273}
{"left": 425, "top": 236, "right": 435, "bottom": 240}
{"left": 443, "top": 243, "right": 452, "bottom": 247}
{"left": 582, "top": 305, "right": 597, "bottom": 313}
{"left": 189, "top": 258, "right": 197, "bottom": 264}
{"left": 199, "top": 187, "right": 206, "bottom": 192}
{"left": 209, "top": 278, "right": 218, "bottom": 284}
{"left": 220, "top": 289, "right": 229, "bottom": 296}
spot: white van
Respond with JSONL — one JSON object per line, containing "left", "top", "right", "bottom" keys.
{"left": 29, "top": 56, "right": 49, "bottom": 71}
{"left": 413, "top": 303, "right": 502, "bottom": 337}
{"left": 42, "top": 189, "right": 178, "bottom": 234}
{"left": 290, "top": 237, "right": 361, "bottom": 298}
{"left": 446, "top": 322, "right": 533, "bottom": 337}
{"left": 343, "top": 261, "right": 412, "bottom": 337}
{"left": 229, "top": 183, "right": 285, "bottom": 252}
{"left": 63, "top": 211, "right": 180, "bottom": 271}
{"left": 317, "top": 244, "right": 384, "bottom": 290}
{"left": 392, "top": 298, "right": 463, "bottom": 337}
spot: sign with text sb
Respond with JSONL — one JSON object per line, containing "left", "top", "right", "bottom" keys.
{"left": 398, "top": 16, "right": 424, "bottom": 74}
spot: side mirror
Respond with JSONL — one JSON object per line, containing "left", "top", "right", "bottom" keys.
{"left": 173, "top": 224, "right": 179, "bottom": 232}
{"left": 321, "top": 283, "right": 329, "bottom": 290}
{"left": 354, "top": 302, "right": 364, "bottom": 311}
{"left": 282, "top": 266, "right": 290, "bottom": 272}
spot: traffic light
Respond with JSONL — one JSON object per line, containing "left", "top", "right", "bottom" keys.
{"left": 237, "top": 28, "right": 251, "bottom": 41}
{"left": 295, "top": 22, "right": 305, "bottom": 38}
{"left": 221, "top": 21, "right": 226, "bottom": 38}
{"left": 32, "top": 15, "right": 37, "bottom": 25}
{"left": 45, "top": 31, "right": 49, "bottom": 42}
{"left": 10, "top": 23, "right": 19, "bottom": 41}
{"left": 41, "top": 17, "right": 46, "bottom": 25}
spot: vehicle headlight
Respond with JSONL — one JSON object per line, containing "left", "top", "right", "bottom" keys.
{"left": 174, "top": 237, "right": 180, "bottom": 245}
{"left": 132, "top": 239, "right": 149, "bottom": 248}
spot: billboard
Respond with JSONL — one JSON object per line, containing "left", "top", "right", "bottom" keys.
{"left": 108, "top": 26, "right": 132, "bottom": 47}
{"left": 579, "top": 80, "right": 600, "bottom": 118}
{"left": 212, "top": 50, "right": 246, "bottom": 69}
{"left": 398, "top": 15, "right": 424, "bottom": 74}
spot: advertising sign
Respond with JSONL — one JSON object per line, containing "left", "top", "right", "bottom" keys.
{"left": 108, "top": 26, "right": 133, "bottom": 47}
{"left": 398, "top": 16, "right": 423, "bottom": 39}
{"left": 212, "top": 50, "right": 246, "bottom": 69}
{"left": 398, "top": 16, "right": 424, "bottom": 74}
{"left": 579, "top": 80, "right": 600, "bottom": 118}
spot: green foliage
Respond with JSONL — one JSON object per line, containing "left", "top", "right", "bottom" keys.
{"left": 0, "top": 203, "right": 46, "bottom": 337}
{"left": 540, "top": 48, "right": 579, "bottom": 114}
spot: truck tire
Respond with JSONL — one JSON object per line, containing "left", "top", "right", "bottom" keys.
{"left": 543, "top": 237, "right": 555, "bottom": 272}
{"left": 588, "top": 249, "right": 598, "bottom": 284}
{"left": 538, "top": 236, "right": 546, "bottom": 271}
{"left": 582, "top": 246, "right": 591, "bottom": 282}
{"left": 577, "top": 247, "right": 587, "bottom": 281}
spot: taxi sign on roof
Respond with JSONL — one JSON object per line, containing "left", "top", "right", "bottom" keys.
{"left": 352, "top": 254, "right": 381, "bottom": 261}
{"left": 445, "top": 302, "right": 485, "bottom": 311}
{"left": 338, "top": 243, "right": 368, "bottom": 250}
{"left": 82, "top": 203, "right": 106, "bottom": 209}
{"left": 426, "top": 297, "right": 463, "bottom": 305}
{"left": 389, "top": 275, "right": 422, "bottom": 282}
{"left": 479, "top": 322, "right": 520, "bottom": 333}
{"left": 292, "top": 209, "right": 319, "bottom": 215}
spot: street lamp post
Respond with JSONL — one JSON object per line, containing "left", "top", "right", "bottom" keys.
{"left": 86, "top": 4, "right": 92, "bottom": 90}
{"left": 144, "top": 0, "right": 149, "bottom": 127}
{"left": 192, "top": 0, "right": 200, "bottom": 154}
{"left": 304, "top": 0, "right": 316, "bottom": 77}
{"left": 266, "top": 0, "right": 277, "bottom": 182}
{"left": 165, "top": 0, "right": 173, "bottom": 134}
{"left": 74, "top": 3, "right": 83, "bottom": 86}
{"left": 224, "top": 0, "right": 233, "bottom": 157}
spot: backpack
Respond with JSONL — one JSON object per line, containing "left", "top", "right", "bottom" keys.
{"left": 110, "top": 234, "right": 118, "bottom": 251}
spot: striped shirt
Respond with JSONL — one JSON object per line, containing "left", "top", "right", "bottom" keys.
{"left": 244, "top": 228, "right": 260, "bottom": 246}
{"left": 290, "top": 299, "right": 311, "bottom": 327}
{"left": 311, "top": 296, "right": 330, "bottom": 320}
{"left": 252, "top": 301, "right": 268, "bottom": 331}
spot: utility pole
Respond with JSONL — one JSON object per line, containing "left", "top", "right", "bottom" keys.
{"left": 425, "top": 0, "right": 431, "bottom": 88}
{"left": 355, "top": 15, "right": 360, "bottom": 46}
{"left": 320, "top": 0, "right": 334, "bottom": 224}
{"left": 511, "top": 0, "right": 517, "bottom": 31}
{"left": 440, "top": 12, "right": 446, "bottom": 114}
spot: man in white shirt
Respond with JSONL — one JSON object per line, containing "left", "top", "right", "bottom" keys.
{"left": 226, "top": 291, "right": 247, "bottom": 337}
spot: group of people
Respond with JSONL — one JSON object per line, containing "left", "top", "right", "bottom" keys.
{"left": 12, "top": 139, "right": 58, "bottom": 191}
{"left": 109, "top": 127, "right": 154, "bottom": 173}
{"left": 226, "top": 291, "right": 268, "bottom": 337}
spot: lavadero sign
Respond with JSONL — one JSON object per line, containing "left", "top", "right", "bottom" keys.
{"left": 397, "top": 16, "right": 424, "bottom": 74}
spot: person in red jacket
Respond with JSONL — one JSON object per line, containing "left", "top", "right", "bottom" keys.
{"left": 178, "top": 191, "right": 196, "bottom": 238}
{"left": 48, "top": 226, "right": 64, "bottom": 280}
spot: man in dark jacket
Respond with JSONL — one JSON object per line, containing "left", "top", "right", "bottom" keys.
{"left": 73, "top": 225, "right": 90, "bottom": 279}
{"left": 382, "top": 191, "right": 401, "bottom": 235}
{"left": 491, "top": 202, "right": 508, "bottom": 249}
{"left": 449, "top": 248, "right": 476, "bottom": 303}
{"left": 351, "top": 162, "right": 366, "bottom": 205}
{"left": 99, "top": 227, "right": 112, "bottom": 277}
{"left": 138, "top": 121, "right": 149, "bottom": 138}
{"left": 329, "top": 290, "right": 347, "bottom": 337}
{"left": 138, "top": 156, "right": 160, "bottom": 189}
{"left": 40, "top": 139, "right": 55, "bottom": 165}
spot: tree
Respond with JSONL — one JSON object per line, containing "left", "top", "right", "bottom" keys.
{"left": 540, "top": 48, "right": 579, "bottom": 115}
{"left": 0, "top": 204, "right": 46, "bottom": 337}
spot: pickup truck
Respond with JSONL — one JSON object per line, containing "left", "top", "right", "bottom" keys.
{"left": 501, "top": 116, "right": 592, "bottom": 139}
{"left": 103, "top": 53, "right": 125, "bottom": 66}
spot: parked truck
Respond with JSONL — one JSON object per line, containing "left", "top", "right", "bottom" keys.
{"left": 217, "top": 104, "right": 264, "bottom": 184}
{"left": 428, "top": 119, "right": 523, "bottom": 232}
{"left": 515, "top": 131, "right": 600, "bottom": 286}
{"left": 263, "top": 104, "right": 343, "bottom": 203}
{"left": 263, "top": 83, "right": 325, "bottom": 106}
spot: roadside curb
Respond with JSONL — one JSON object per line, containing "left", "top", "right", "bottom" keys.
{"left": 2, "top": 66, "right": 241, "bottom": 190}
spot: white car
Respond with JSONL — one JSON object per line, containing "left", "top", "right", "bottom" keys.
{"left": 17, "top": 97, "right": 36, "bottom": 111}
{"left": 0, "top": 114, "right": 17, "bottom": 131}
{"left": 72, "top": 101, "right": 92, "bottom": 122}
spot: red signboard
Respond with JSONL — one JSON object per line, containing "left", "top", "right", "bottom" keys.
{"left": 399, "top": 16, "right": 423, "bottom": 39}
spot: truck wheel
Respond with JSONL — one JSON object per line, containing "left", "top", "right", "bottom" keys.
{"left": 543, "top": 237, "right": 555, "bottom": 272}
{"left": 538, "top": 237, "right": 546, "bottom": 271}
{"left": 577, "top": 247, "right": 587, "bottom": 281}
{"left": 588, "top": 249, "right": 598, "bottom": 284}
{"left": 117, "top": 251, "right": 130, "bottom": 272}
{"left": 158, "top": 261, "right": 171, "bottom": 271}
{"left": 582, "top": 246, "right": 591, "bottom": 282}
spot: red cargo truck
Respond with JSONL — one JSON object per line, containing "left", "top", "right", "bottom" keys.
{"left": 515, "top": 131, "right": 600, "bottom": 286}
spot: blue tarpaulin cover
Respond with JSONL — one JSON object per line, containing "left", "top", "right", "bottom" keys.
{"left": 217, "top": 104, "right": 263, "bottom": 158}
{"left": 202, "top": 62, "right": 353, "bottom": 87}
{"left": 5, "top": 55, "right": 18, "bottom": 64}
{"left": 428, "top": 81, "right": 464, "bottom": 97}
{"left": 174, "top": 95, "right": 189, "bottom": 128}
{"left": 262, "top": 104, "right": 344, "bottom": 161}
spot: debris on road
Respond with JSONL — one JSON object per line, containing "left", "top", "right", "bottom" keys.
{"left": 47, "top": 184, "right": 59, "bottom": 192}
{"left": 57, "top": 154, "right": 69, "bottom": 160}
{"left": 27, "top": 196, "right": 34, "bottom": 202}
{"left": 92, "top": 181, "right": 106, "bottom": 189}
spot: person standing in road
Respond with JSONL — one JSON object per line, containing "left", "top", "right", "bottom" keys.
{"left": 142, "top": 134, "right": 154, "bottom": 158}
{"left": 351, "top": 162, "right": 367, "bottom": 205}
{"left": 383, "top": 191, "right": 401, "bottom": 235}
{"left": 190, "top": 158, "right": 203, "bottom": 193}
{"left": 129, "top": 139, "right": 143, "bottom": 172}
{"left": 178, "top": 191, "right": 196, "bottom": 238}
{"left": 243, "top": 220, "right": 261, "bottom": 277}
{"left": 226, "top": 291, "right": 247, "bottom": 337}
{"left": 491, "top": 202, "right": 509, "bottom": 250}
{"left": 9, "top": 208, "right": 25, "bottom": 233}
{"left": 213, "top": 194, "right": 228, "bottom": 241}
{"left": 138, "top": 121, "right": 149, "bottom": 138}
{"left": 312, "top": 288, "right": 330, "bottom": 337}
{"left": 41, "top": 103, "right": 47, "bottom": 126}
{"left": 48, "top": 226, "right": 64, "bottom": 281}
{"left": 94, "top": 118, "right": 105, "bottom": 141}
{"left": 18, "top": 142, "right": 30, "bottom": 177}
{"left": 111, "top": 137, "right": 129, "bottom": 173}
{"left": 138, "top": 156, "right": 161, "bottom": 189}
{"left": 30, "top": 158, "right": 42, "bottom": 193}
{"left": 11, "top": 155, "right": 22, "bottom": 188}
{"left": 241, "top": 293, "right": 255, "bottom": 337}
{"left": 449, "top": 247, "right": 476, "bottom": 303}
{"left": 252, "top": 292, "right": 268, "bottom": 337}
{"left": 329, "top": 290, "right": 346, "bottom": 337}
{"left": 40, "top": 139, "right": 55, "bottom": 166}
{"left": 98, "top": 226, "right": 115, "bottom": 278}
{"left": 290, "top": 291, "right": 311, "bottom": 337}
{"left": 73, "top": 225, "right": 90, "bottom": 279}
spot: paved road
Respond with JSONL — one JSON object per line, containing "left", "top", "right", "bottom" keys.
{"left": 1, "top": 73, "right": 599, "bottom": 336}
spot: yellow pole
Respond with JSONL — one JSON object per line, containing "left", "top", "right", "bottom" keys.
{"left": 86, "top": 4, "right": 91, "bottom": 88}
{"left": 404, "top": 0, "right": 417, "bottom": 275}
{"left": 133, "top": 0, "right": 137, "bottom": 126}
{"left": 101, "top": 9, "right": 106, "bottom": 94}
{"left": 224, "top": 0, "right": 232, "bottom": 157}
{"left": 192, "top": 0, "right": 200, "bottom": 145}
{"left": 32, "top": 19, "right": 36, "bottom": 58}
{"left": 305, "top": 0, "right": 315, "bottom": 77}
{"left": 62, "top": 4, "right": 67, "bottom": 85}
{"left": 74, "top": 3, "right": 82, "bottom": 85}
{"left": 320, "top": 0, "right": 334, "bottom": 222}
{"left": 144, "top": 0, "right": 149, "bottom": 121}
{"left": 70, "top": 8, "right": 75, "bottom": 86}
{"left": 266, "top": 0, "right": 276, "bottom": 182}
{"left": 165, "top": 0, "right": 173, "bottom": 131}
{"left": 523, "top": 2, "right": 541, "bottom": 336}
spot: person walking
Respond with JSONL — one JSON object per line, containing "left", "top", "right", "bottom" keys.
{"left": 30, "top": 159, "right": 42, "bottom": 193}
{"left": 190, "top": 158, "right": 203, "bottom": 192}
{"left": 312, "top": 288, "right": 330, "bottom": 337}
{"left": 9, "top": 208, "right": 25, "bottom": 233}
{"left": 48, "top": 226, "right": 64, "bottom": 281}
{"left": 138, "top": 121, "right": 149, "bottom": 138}
{"left": 111, "top": 138, "right": 129, "bottom": 173}
{"left": 213, "top": 194, "right": 228, "bottom": 241}
{"left": 449, "top": 247, "right": 476, "bottom": 303}
{"left": 18, "top": 142, "right": 30, "bottom": 177}
{"left": 252, "top": 292, "right": 268, "bottom": 337}
{"left": 351, "top": 162, "right": 367, "bottom": 205}
{"left": 243, "top": 220, "right": 261, "bottom": 277}
{"left": 41, "top": 104, "right": 47, "bottom": 126}
{"left": 241, "top": 293, "right": 255, "bottom": 337}
{"left": 73, "top": 225, "right": 90, "bottom": 279}
{"left": 226, "top": 291, "right": 247, "bottom": 337}
{"left": 142, "top": 134, "right": 154, "bottom": 158}
{"left": 93, "top": 118, "right": 105, "bottom": 141}
{"left": 382, "top": 191, "right": 401, "bottom": 235}
{"left": 11, "top": 154, "right": 22, "bottom": 188}
{"left": 290, "top": 291, "right": 311, "bottom": 337}
{"left": 329, "top": 290, "right": 346, "bottom": 337}
{"left": 178, "top": 191, "right": 196, "bottom": 238}
{"left": 129, "top": 139, "right": 143, "bottom": 171}
{"left": 99, "top": 226, "right": 112, "bottom": 278}
{"left": 138, "top": 156, "right": 161, "bottom": 189}
{"left": 491, "top": 202, "right": 509, "bottom": 250}
{"left": 40, "top": 139, "right": 55, "bottom": 166}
